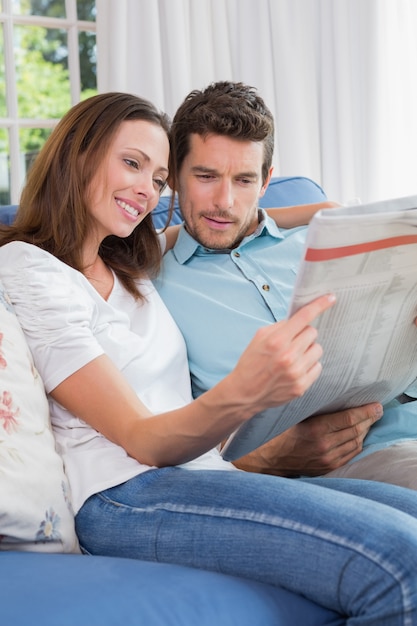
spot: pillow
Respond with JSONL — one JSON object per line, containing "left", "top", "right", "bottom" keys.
{"left": 0, "top": 280, "right": 79, "bottom": 553}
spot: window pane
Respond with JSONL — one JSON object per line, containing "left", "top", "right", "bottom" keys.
{"left": 80, "top": 30, "right": 97, "bottom": 95}
{"left": 20, "top": 126, "right": 52, "bottom": 186}
{"left": 0, "top": 25, "right": 6, "bottom": 117}
{"left": 0, "top": 130, "right": 10, "bottom": 205}
{"left": 15, "top": 24, "right": 71, "bottom": 118}
{"left": 12, "top": 0, "right": 66, "bottom": 18}
{"left": 77, "top": 0, "right": 96, "bottom": 21}
{"left": 20, "top": 126, "right": 52, "bottom": 164}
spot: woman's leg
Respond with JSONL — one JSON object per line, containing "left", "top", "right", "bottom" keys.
{"left": 76, "top": 468, "right": 417, "bottom": 625}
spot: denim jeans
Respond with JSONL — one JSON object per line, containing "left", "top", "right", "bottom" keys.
{"left": 76, "top": 467, "right": 417, "bottom": 624}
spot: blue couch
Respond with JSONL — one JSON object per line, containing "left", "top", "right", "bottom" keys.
{"left": 0, "top": 177, "right": 345, "bottom": 626}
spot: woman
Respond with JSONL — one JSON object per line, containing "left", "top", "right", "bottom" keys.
{"left": 1, "top": 92, "right": 417, "bottom": 624}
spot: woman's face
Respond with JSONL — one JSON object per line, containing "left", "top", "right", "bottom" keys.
{"left": 86, "top": 119, "right": 169, "bottom": 246}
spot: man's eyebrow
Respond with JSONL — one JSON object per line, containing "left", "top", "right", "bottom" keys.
{"left": 190, "top": 165, "right": 258, "bottom": 179}
{"left": 190, "top": 165, "right": 218, "bottom": 174}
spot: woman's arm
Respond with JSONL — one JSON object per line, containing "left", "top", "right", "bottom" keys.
{"left": 266, "top": 201, "right": 340, "bottom": 228}
{"left": 51, "top": 294, "right": 335, "bottom": 468}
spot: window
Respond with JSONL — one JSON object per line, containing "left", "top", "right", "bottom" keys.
{"left": 0, "top": 0, "right": 96, "bottom": 204}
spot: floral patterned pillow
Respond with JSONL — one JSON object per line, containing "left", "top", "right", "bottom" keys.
{"left": 0, "top": 280, "right": 79, "bottom": 552}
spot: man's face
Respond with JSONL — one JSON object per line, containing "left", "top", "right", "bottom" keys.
{"left": 177, "top": 133, "right": 272, "bottom": 249}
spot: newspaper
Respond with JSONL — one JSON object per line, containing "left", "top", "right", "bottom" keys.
{"left": 222, "top": 194, "right": 417, "bottom": 461}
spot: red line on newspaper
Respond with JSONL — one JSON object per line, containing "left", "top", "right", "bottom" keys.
{"left": 305, "top": 234, "right": 417, "bottom": 262}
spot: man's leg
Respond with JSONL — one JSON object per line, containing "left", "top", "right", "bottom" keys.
{"left": 324, "top": 441, "right": 417, "bottom": 489}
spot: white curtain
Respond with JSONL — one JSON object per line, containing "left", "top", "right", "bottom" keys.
{"left": 96, "top": 0, "right": 417, "bottom": 204}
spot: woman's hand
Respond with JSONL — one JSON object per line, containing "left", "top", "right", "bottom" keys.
{"left": 216, "top": 293, "right": 336, "bottom": 418}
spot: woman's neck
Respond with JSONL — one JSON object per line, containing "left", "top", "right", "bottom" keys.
{"left": 84, "top": 255, "right": 114, "bottom": 300}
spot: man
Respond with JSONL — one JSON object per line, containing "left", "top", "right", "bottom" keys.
{"left": 155, "top": 80, "right": 417, "bottom": 487}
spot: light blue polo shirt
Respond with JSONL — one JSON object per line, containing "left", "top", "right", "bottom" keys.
{"left": 155, "top": 210, "right": 417, "bottom": 463}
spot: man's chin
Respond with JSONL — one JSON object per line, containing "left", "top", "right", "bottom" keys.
{"left": 199, "top": 237, "right": 238, "bottom": 251}
{"left": 191, "top": 228, "right": 241, "bottom": 251}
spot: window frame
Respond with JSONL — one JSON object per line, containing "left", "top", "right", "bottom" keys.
{"left": 0, "top": 0, "right": 96, "bottom": 203}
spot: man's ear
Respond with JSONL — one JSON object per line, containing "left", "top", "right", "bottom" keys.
{"left": 259, "top": 166, "right": 274, "bottom": 198}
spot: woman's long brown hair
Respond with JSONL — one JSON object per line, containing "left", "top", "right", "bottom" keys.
{"left": 0, "top": 92, "right": 171, "bottom": 299}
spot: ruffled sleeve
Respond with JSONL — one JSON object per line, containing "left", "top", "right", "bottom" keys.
{"left": 0, "top": 242, "right": 104, "bottom": 392}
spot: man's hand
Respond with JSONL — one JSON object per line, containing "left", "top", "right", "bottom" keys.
{"left": 233, "top": 403, "right": 383, "bottom": 477}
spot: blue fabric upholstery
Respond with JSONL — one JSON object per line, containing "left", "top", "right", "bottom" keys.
{"left": 258, "top": 175, "right": 327, "bottom": 208}
{"left": 0, "top": 204, "right": 17, "bottom": 225}
{"left": 1, "top": 552, "right": 343, "bottom": 626}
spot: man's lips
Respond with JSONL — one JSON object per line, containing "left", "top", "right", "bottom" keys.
{"left": 203, "top": 215, "right": 234, "bottom": 229}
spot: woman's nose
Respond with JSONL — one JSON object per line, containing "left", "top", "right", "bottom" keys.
{"left": 133, "top": 173, "right": 158, "bottom": 201}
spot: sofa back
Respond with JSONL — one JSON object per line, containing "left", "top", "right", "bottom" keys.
{"left": 0, "top": 175, "right": 326, "bottom": 228}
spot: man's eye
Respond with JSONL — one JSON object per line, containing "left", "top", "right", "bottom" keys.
{"left": 124, "top": 158, "right": 139, "bottom": 169}
{"left": 196, "top": 174, "right": 214, "bottom": 181}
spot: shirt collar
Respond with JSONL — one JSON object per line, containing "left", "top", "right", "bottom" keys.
{"left": 173, "top": 209, "right": 285, "bottom": 265}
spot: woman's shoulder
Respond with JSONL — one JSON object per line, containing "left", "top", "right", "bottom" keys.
{"left": 0, "top": 241, "right": 71, "bottom": 274}
{"left": 0, "top": 241, "right": 85, "bottom": 296}
{"left": 0, "top": 240, "right": 53, "bottom": 263}
{"left": 0, "top": 241, "right": 101, "bottom": 327}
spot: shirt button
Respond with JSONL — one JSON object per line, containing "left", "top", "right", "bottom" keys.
{"left": 233, "top": 251, "right": 240, "bottom": 257}
{"left": 262, "top": 284, "right": 270, "bottom": 291}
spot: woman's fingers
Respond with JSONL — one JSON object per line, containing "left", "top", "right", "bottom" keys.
{"left": 284, "top": 294, "right": 336, "bottom": 339}
{"left": 233, "top": 294, "right": 336, "bottom": 410}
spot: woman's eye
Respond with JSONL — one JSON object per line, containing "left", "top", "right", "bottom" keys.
{"left": 124, "top": 158, "right": 139, "bottom": 169}
{"left": 154, "top": 178, "right": 168, "bottom": 193}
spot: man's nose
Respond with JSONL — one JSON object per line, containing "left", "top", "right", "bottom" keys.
{"left": 214, "top": 180, "right": 233, "bottom": 209}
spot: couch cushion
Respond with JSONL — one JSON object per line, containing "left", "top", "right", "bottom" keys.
{"left": 258, "top": 175, "right": 327, "bottom": 208}
{"left": 0, "top": 280, "right": 79, "bottom": 553}
{"left": 0, "top": 552, "right": 344, "bottom": 626}
{"left": 0, "top": 204, "right": 17, "bottom": 225}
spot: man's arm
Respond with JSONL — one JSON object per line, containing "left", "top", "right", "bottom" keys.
{"left": 163, "top": 224, "right": 181, "bottom": 251}
{"left": 162, "top": 202, "right": 340, "bottom": 253}
{"left": 233, "top": 402, "right": 383, "bottom": 476}
{"left": 265, "top": 201, "right": 339, "bottom": 228}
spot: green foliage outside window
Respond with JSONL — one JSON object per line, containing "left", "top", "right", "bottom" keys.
{"left": 0, "top": 0, "right": 96, "bottom": 202}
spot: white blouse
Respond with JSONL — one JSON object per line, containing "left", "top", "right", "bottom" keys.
{"left": 0, "top": 242, "right": 233, "bottom": 513}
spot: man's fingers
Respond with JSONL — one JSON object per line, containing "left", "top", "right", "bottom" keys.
{"left": 324, "top": 403, "right": 384, "bottom": 433}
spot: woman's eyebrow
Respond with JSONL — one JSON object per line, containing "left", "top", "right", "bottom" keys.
{"left": 127, "top": 147, "right": 169, "bottom": 174}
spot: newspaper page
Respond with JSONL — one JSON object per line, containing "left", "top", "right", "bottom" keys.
{"left": 222, "top": 194, "right": 417, "bottom": 461}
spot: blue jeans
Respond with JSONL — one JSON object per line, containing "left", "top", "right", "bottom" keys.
{"left": 76, "top": 467, "right": 417, "bottom": 624}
